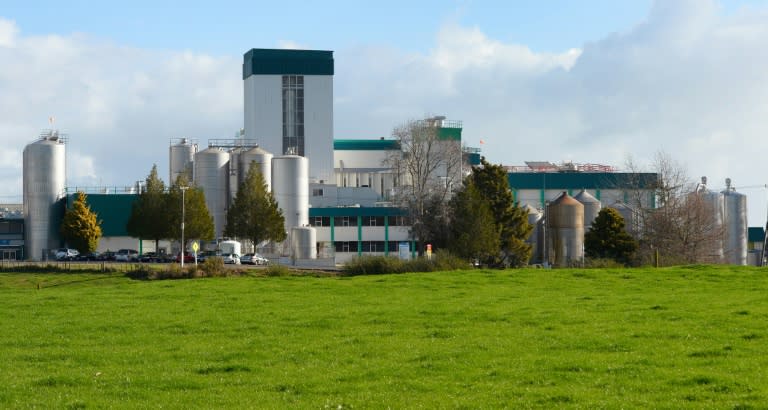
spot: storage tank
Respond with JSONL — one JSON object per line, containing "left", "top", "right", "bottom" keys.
{"left": 523, "top": 204, "right": 544, "bottom": 264}
{"left": 607, "top": 201, "right": 638, "bottom": 237}
{"left": 291, "top": 226, "right": 317, "bottom": 259}
{"left": 194, "top": 147, "right": 230, "bottom": 238}
{"left": 169, "top": 138, "right": 197, "bottom": 184}
{"left": 694, "top": 177, "right": 724, "bottom": 263}
{"left": 574, "top": 189, "right": 601, "bottom": 232}
{"left": 23, "top": 133, "right": 66, "bottom": 260}
{"left": 546, "top": 192, "right": 584, "bottom": 267}
{"left": 722, "top": 178, "right": 747, "bottom": 265}
{"left": 272, "top": 155, "right": 309, "bottom": 231}
{"left": 240, "top": 146, "right": 273, "bottom": 192}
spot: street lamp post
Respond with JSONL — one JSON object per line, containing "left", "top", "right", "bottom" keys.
{"left": 180, "top": 186, "right": 189, "bottom": 268}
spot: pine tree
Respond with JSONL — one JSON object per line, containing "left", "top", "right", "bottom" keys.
{"left": 224, "top": 164, "right": 287, "bottom": 247}
{"left": 126, "top": 165, "right": 169, "bottom": 251}
{"left": 469, "top": 158, "right": 532, "bottom": 267}
{"left": 448, "top": 181, "right": 500, "bottom": 264}
{"left": 585, "top": 208, "right": 638, "bottom": 265}
{"left": 60, "top": 192, "right": 102, "bottom": 254}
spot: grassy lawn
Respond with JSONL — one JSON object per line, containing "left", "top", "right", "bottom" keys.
{"left": 1, "top": 266, "right": 767, "bottom": 408}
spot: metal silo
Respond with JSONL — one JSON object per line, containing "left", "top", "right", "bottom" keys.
{"left": 291, "top": 226, "right": 317, "bottom": 259}
{"left": 722, "top": 178, "right": 747, "bottom": 265}
{"left": 546, "top": 192, "right": 584, "bottom": 267}
{"left": 693, "top": 177, "right": 724, "bottom": 263}
{"left": 23, "top": 132, "right": 66, "bottom": 260}
{"left": 607, "top": 201, "right": 639, "bottom": 237}
{"left": 194, "top": 147, "right": 230, "bottom": 239}
{"left": 169, "top": 138, "right": 198, "bottom": 184}
{"left": 574, "top": 189, "right": 601, "bottom": 232}
{"left": 272, "top": 155, "right": 309, "bottom": 231}
{"left": 523, "top": 204, "right": 544, "bottom": 264}
{"left": 240, "top": 146, "right": 273, "bottom": 192}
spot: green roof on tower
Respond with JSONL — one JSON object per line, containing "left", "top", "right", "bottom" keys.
{"left": 243, "top": 48, "right": 334, "bottom": 79}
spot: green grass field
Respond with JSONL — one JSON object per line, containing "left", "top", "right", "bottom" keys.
{"left": 1, "top": 266, "right": 767, "bottom": 408}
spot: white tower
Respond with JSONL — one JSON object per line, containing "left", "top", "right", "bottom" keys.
{"left": 243, "top": 48, "right": 334, "bottom": 184}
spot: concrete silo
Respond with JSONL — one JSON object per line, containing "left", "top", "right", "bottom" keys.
{"left": 23, "top": 132, "right": 66, "bottom": 260}
{"left": 169, "top": 138, "right": 198, "bottom": 184}
{"left": 574, "top": 189, "right": 601, "bottom": 232}
{"left": 194, "top": 147, "right": 230, "bottom": 238}
{"left": 272, "top": 155, "right": 309, "bottom": 232}
{"left": 722, "top": 178, "right": 747, "bottom": 265}
{"left": 546, "top": 192, "right": 584, "bottom": 267}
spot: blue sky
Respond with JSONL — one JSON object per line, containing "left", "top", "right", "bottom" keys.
{"left": 2, "top": 0, "right": 768, "bottom": 225}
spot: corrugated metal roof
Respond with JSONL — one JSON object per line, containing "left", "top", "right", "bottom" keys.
{"left": 334, "top": 139, "right": 400, "bottom": 151}
{"left": 748, "top": 227, "right": 765, "bottom": 243}
{"left": 243, "top": 48, "right": 334, "bottom": 78}
{"left": 507, "top": 172, "right": 658, "bottom": 190}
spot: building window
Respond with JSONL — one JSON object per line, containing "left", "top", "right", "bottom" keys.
{"left": 338, "top": 216, "right": 357, "bottom": 227}
{"left": 389, "top": 216, "right": 410, "bottom": 226}
{"left": 361, "top": 216, "right": 385, "bottom": 227}
{"left": 312, "top": 188, "right": 324, "bottom": 197}
{"left": 310, "top": 216, "right": 330, "bottom": 227}
{"left": 334, "top": 241, "right": 357, "bottom": 253}
{"left": 282, "top": 75, "right": 304, "bottom": 156}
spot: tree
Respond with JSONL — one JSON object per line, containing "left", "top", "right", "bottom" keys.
{"left": 469, "top": 158, "right": 533, "bottom": 267}
{"left": 626, "top": 152, "right": 724, "bottom": 265}
{"left": 224, "top": 164, "right": 287, "bottom": 247}
{"left": 386, "top": 118, "right": 464, "bottom": 251}
{"left": 584, "top": 208, "right": 638, "bottom": 265}
{"left": 60, "top": 191, "right": 102, "bottom": 254}
{"left": 126, "top": 165, "right": 170, "bottom": 251}
{"left": 166, "top": 175, "right": 215, "bottom": 249}
{"left": 448, "top": 181, "right": 500, "bottom": 263}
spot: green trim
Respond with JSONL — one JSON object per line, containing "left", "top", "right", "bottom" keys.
{"left": 357, "top": 216, "right": 362, "bottom": 256}
{"left": 512, "top": 189, "right": 517, "bottom": 203}
{"left": 437, "top": 127, "right": 462, "bottom": 141}
{"left": 539, "top": 189, "right": 545, "bottom": 209}
{"left": 334, "top": 139, "right": 400, "bottom": 151}
{"left": 330, "top": 216, "right": 335, "bottom": 243}
{"left": 508, "top": 172, "right": 658, "bottom": 190}
{"left": 411, "top": 240, "right": 416, "bottom": 259}
{"left": 567, "top": 189, "right": 573, "bottom": 196}
{"left": 309, "top": 207, "right": 407, "bottom": 217}
{"left": 243, "top": 48, "right": 333, "bottom": 78}
{"left": 595, "top": 189, "right": 601, "bottom": 200}
{"left": 66, "top": 193, "right": 136, "bottom": 237}
{"left": 748, "top": 227, "right": 765, "bottom": 243}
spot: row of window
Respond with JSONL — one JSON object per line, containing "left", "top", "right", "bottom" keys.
{"left": 334, "top": 241, "right": 409, "bottom": 253}
{"left": 0, "top": 221, "right": 23, "bottom": 234}
{"left": 309, "top": 215, "right": 411, "bottom": 227}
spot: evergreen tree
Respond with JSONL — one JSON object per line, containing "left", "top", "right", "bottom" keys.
{"left": 469, "top": 158, "right": 533, "bottom": 267}
{"left": 167, "top": 175, "right": 215, "bottom": 248}
{"left": 126, "top": 165, "right": 170, "bottom": 251}
{"left": 60, "top": 191, "right": 102, "bottom": 254}
{"left": 448, "top": 181, "right": 500, "bottom": 264}
{"left": 585, "top": 208, "right": 638, "bottom": 265}
{"left": 224, "top": 164, "right": 287, "bottom": 246}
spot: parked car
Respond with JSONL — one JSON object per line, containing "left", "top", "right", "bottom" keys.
{"left": 55, "top": 248, "right": 79, "bottom": 261}
{"left": 97, "top": 251, "right": 116, "bottom": 261}
{"left": 221, "top": 253, "right": 240, "bottom": 264}
{"left": 114, "top": 249, "right": 139, "bottom": 262}
{"left": 139, "top": 252, "right": 169, "bottom": 263}
{"left": 174, "top": 252, "right": 196, "bottom": 264}
{"left": 241, "top": 253, "right": 269, "bottom": 265}
{"left": 75, "top": 251, "right": 101, "bottom": 261}
{"left": 197, "top": 251, "right": 218, "bottom": 263}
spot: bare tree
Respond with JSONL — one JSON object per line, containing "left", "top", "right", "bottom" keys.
{"left": 386, "top": 118, "right": 464, "bottom": 251}
{"left": 626, "top": 152, "right": 724, "bottom": 266}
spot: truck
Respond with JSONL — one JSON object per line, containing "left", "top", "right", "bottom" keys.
{"left": 218, "top": 240, "right": 242, "bottom": 257}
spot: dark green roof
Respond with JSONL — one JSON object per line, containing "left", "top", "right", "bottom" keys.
{"left": 66, "top": 193, "right": 137, "bottom": 237}
{"left": 437, "top": 127, "right": 462, "bottom": 141}
{"left": 243, "top": 48, "right": 334, "bottom": 79}
{"left": 507, "top": 172, "right": 658, "bottom": 190}
{"left": 334, "top": 139, "right": 400, "bottom": 151}
{"left": 748, "top": 227, "right": 765, "bottom": 243}
{"left": 309, "top": 207, "right": 407, "bottom": 217}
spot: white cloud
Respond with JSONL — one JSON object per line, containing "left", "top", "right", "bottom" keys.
{"left": 0, "top": 18, "right": 18, "bottom": 47}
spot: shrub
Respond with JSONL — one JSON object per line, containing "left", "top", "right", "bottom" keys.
{"left": 343, "top": 251, "right": 468, "bottom": 276}
{"left": 583, "top": 258, "right": 626, "bottom": 269}
{"left": 201, "top": 257, "right": 226, "bottom": 277}
{"left": 264, "top": 264, "right": 291, "bottom": 277}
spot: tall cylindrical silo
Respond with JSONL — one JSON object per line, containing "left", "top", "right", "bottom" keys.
{"left": 523, "top": 204, "right": 544, "bottom": 264}
{"left": 291, "top": 226, "right": 317, "bottom": 259}
{"left": 722, "top": 179, "right": 747, "bottom": 265}
{"left": 574, "top": 189, "right": 601, "bottom": 232}
{"left": 693, "top": 179, "right": 724, "bottom": 263}
{"left": 194, "top": 147, "right": 230, "bottom": 239}
{"left": 240, "top": 146, "right": 273, "bottom": 192}
{"left": 169, "top": 138, "right": 197, "bottom": 184}
{"left": 272, "top": 155, "right": 309, "bottom": 232}
{"left": 23, "top": 135, "right": 66, "bottom": 260}
{"left": 547, "top": 192, "right": 584, "bottom": 267}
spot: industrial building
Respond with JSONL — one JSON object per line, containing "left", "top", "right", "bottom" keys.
{"left": 10, "top": 47, "right": 753, "bottom": 267}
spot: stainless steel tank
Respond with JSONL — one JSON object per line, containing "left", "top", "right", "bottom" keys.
{"left": 169, "top": 138, "right": 197, "bottom": 184}
{"left": 546, "top": 192, "right": 584, "bottom": 267}
{"left": 240, "top": 146, "right": 273, "bottom": 192}
{"left": 272, "top": 155, "right": 309, "bottom": 231}
{"left": 291, "top": 226, "right": 317, "bottom": 259}
{"left": 194, "top": 147, "right": 230, "bottom": 239}
{"left": 722, "top": 179, "right": 747, "bottom": 265}
{"left": 523, "top": 204, "right": 544, "bottom": 264}
{"left": 23, "top": 134, "right": 66, "bottom": 260}
{"left": 574, "top": 189, "right": 601, "bottom": 232}
{"left": 694, "top": 177, "right": 724, "bottom": 263}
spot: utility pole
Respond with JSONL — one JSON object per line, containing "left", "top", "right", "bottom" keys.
{"left": 180, "top": 186, "right": 189, "bottom": 268}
